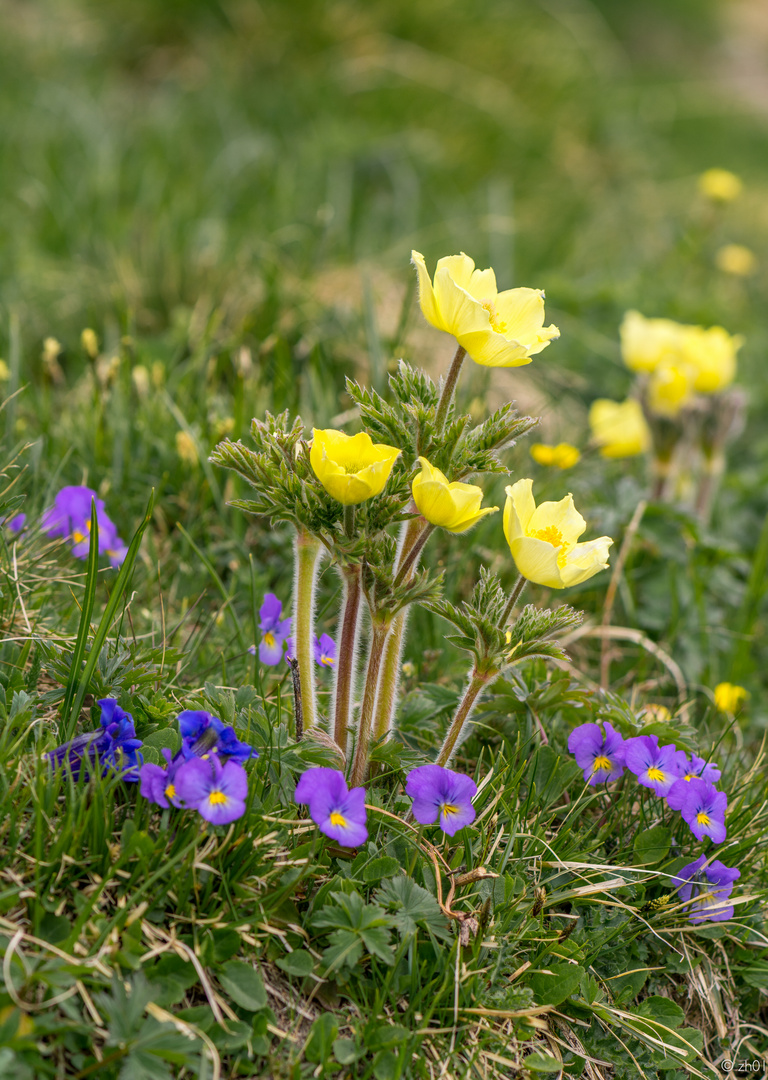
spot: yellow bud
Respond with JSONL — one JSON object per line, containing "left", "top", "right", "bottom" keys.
{"left": 411, "top": 250, "right": 559, "bottom": 367}
{"left": 713, "top": 682, "right": 748, "bottom": 713}
{"left": 589, "top": 399, "right": 651, "bottom": 458}
{"left": 310, "top": 429, "right": 400, "bottom": 505}
{"left": 412, "top": 456, "right": 498, "bottom": 533}
{"left": 503, "top": 478, "right": 612, "bottom": 589}
{"left": 715, "top": 244, "right": 757, "bottom": 277}
{"left": 698, "top": 168, "right": 742, "bottom": 203}
{"left": 176, "top": 430, "right": 199, "bottom": 466}
{"left": 0, "top": 360, "right": 9, "bottom": 381}
{"left": 530, "top": 442, "right": 581, "bottom": 469}
{"left": 131, "top": 365, "right": 150, "bottom": 398}
{"left": 81, "top": 327, "right": 99, "bottom": 358}
{"left": 42, "top": 337, "right": 62, "bottom": 364}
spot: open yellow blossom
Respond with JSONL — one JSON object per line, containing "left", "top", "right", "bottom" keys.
{"left": 589, "top": 398, "right": 651, "bottom": 458}
{"left": 681, "top": 324, "right": 742, "bottom": 393}
{"left": 530, "top": 442, "right": 581, "bottom": 469}
{"left": 716, "top": 243, "right": 757, "bottom": 277}
{"left": 713, "top": 682, "right": 748, "bottom": 713}
{"left": 503, "top": 478, "right": 612, "bottom": 589}
{"left": 411, "top": 250, "right": 559, "bottom": 367}
{"left": 412, "top": 457, "right": 497, "bottom": 533}
{"left": 698, "top": 168, "right": 742, "bottom": 203}
{"left": 310, "top": 429, "right": 401, "bottom": 506}
{"left": 619, "top": 311, "right": 686, "bottom": 374}
{"left": 647, "top": 361, "right": 696, "bottom": 418}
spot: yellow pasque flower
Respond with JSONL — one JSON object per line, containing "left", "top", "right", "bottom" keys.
{"left": 503, "top": 478, "right": 612, "bottom": 589}
{"left": 411, "top": 250, "right": 559, "bottom": 367}
{"left": 310, "top": 429, "right": 401, "bottom": 506}
{"left": 716, "top": 243, "right": 757, "bottom": 277}
{"left": 412, "top": 457, "right": 498, "bottom": 533}
{"left": 713, "top": 682, "right": 748, "bottom": 713}
{"left": 680, "top": 324, "right": 742, "bottom": 393}
{"left": 530, "top": 442, "right": 581, "bottom": 469}
{"left": 698, "top": 168, "right": 742, "bottom": 203}
{"left": 647, "top": 361, "right": 696, "bottom": 418}
{"left": 589, "top": 399, "right": 651, "bottom": 458}
{"left": 619, "top": 311, "right": 685, "bottom": 374}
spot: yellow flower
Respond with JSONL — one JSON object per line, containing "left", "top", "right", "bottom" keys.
{"left": 310, "top": 429, "right": 401, "bottom": 506}
{"left": 42, "top": 337, "right": 62, "bottom": 364}
{"left": 619, "top": 311, "right": 685, "bottom": 374}
{"left": 647, "top": 361, "right": 696, "bottom": 418}
{"left": 716, "top": 243, "right": 757, "bottom": 277}
{"left": 412, "top": 457, "right": 498, "bottom": 533}
{"left": 176, "top": 430, "right": 198, "bottom": 466}
{"left": 680, "top": 324, "right": 742, "bottom": 393}
{"left": 132, "top": 365, "right": 150, "bottom": 398}
{"left": 698, "top": 168, "right": 742, "bottom": 203}
{"left": 530, "top": 442, "right": 581, "bottom": 469}
{"left": 503, "top": 478, "right": 612, "bottom": 589}
{"left": 713, "top": 682, "right": 748, "bottom": 713}
{"left": 589, "top": 399, "right": 651, "bottom": 458}
{"left": 0, "top": 360, "right": 9, "bottom": 381}
{"left": 411, "top": 250, "right": 559, "bottom": 367}
{"left": 643, "top": 704, "right": 671, "bottom": 723}
{"left": 81, "top": 327, "right": 99, "bottom": 358}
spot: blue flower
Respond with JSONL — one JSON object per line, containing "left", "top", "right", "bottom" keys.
{"left": 177, "top": 709, "right": 258, "bottom": 764}
{"left": 567, "top": 722, "right": 625, "bottom": 785}
{"left": 45, "top": 698, "right": 143, "bottom": 782}
{"left": 250, "top": 593, "right": 292, "bottom": 666}
{"left": 673, "top": 855, "right": 740, "bottom": 922}
{"left": 405, "top": 765, "right": 477, "bottom": 836}
{"left": 294, "top": 767, "right": 368, "bottom": 847}
{"left": 41, "top": 486, "right": 127, "bottom": 567}
{"left": 313, "top": 633, "right": 336, "bottom": 668}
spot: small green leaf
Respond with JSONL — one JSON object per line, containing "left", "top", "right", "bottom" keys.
{"left": 362, "top": 857, "right": 401, "bottom": 883}
{"left": 305, "top": 1013, "right": 338, "bottom": 1063}
{"left": 217, "top": 960, "right": 267, "bottom": 1012}
{"left": 524, "top": 1051, "right": 562, "bottom": 1073}
{"left": 373, "top": 1049, "right": 400, "bottom": 1080}
{"left": 528, "top": 963, "right": 584, "bottom": 1005}
{"left": 142, "top": 729, "right": 182, "bottom": 755}
{"left": 275, "top": 951, "right": 314, "bottom": 978}
{"left": 333, "top": 1037, "right": 361, "bottom": 1065}
{"left": 635, "top": 995, "right": 684, "bottom": 1029}
{"left": 633, "top": 825, "right": 672, "bottom": 865}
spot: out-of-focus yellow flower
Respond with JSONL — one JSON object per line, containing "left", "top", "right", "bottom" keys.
{"left": 713, "top": 682, "right": 748, "bottom": 713}
{"left": 715, "top": 243, "right": 757, "bottom": 277}
{"left": 310, "top": 429, "right": 400, "bottom": 505}
{"left": 42, "top": 337, "right": 62, "bottom": 364}
{"left": 619, "top": 311, "right": 685, "bottom": 374}
{"left": 152, "top": 361, "right": 166, "bottom": 388}
{"left": 503, "top": 478, "right": 612, "bottom": 589}
{"left": 176, "top": 430, "right": 199, "bottom": 466}
{"left": 647, "top": 361, "right": 696, "bottom": 417}
{"left": 589, "top": 399, "right": 651, "bottom": 458}
{"left": 698, "top": 168, "right": 742, "bottom": 203}
{"left": 681, "top": 324, "right": 742, "bottom": 393}
{"left": 530, "top": 442, "right": 581, "bottom": 469}
{"left": 132, "top": 365, "right": 150, "bottom": 397}
{"left": 643, "top": 704, "right": 671, "bottom": 723}
{"left": 81, "top": 327, "right": 99, "bottom": 358}
{"left": 0, "top": 360, "right": 9, "bottom": 381}
{"left": 412, "top": 456, "right": 498, "bottom": 533}
{"left": 411, "top": 250, "right": 559, "bottom": 367}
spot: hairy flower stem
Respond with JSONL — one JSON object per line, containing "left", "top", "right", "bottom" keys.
{"left": 501, "top": 574, "right": 527, "bottom": 625}
{"left": 434, "top": 344, "right": 467, "bottom": 436}
{"left": 435, "top": 668, "right": 494, "bottom": 768}
{"left": 333, "top": 564, "right": 362, "bottom": 751}
{"left": 294, "top": 530, "right": 322, "bottom": 731}
{"left": 349, "top": 618, "right": 391, "bottom": 787}
{"left": 393, "top": 522, "right": 434, "bottom": 589}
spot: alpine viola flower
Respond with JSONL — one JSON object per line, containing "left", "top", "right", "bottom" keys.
{"left": 255, "top": 592, "right": 291, "bottom": 666}
{"left": 139, "top": 748, "right": 182, "bottom": 808}
{"left": 41, "top": 485, "right": 127, "bottom": 567}
{"left": 678, "top": 754, "right": 721, "bottom": 784}
{"left": 174, "top": 757, "right": 248, "bottom": 825}
{"left": 714, "top": 682, "right": 748, "bottom": 714}
{"left": 45, "top": 698, "right": 143, "bottom": 782}
{"left": 411, "top": 251, "right": 559, "bottom": 367}
{"left": 294, "top": 767, "right": 367, "bottom": 847}
{"left": 412, "top": 457, "right": 498, "bottom": 533}
{"left": 673, "top": 855, "right": 740, "bottom": 923}
{"left": 667, "top": 778, "right": 727, "bottom": 843}
{"left": 178, "top": 710, "right": 258, "bottom": 764}
{"left": 623, "top": 735, "right": 686, "bottom": 797}
{"left": 567, "top": 722, "right": 625, "bottom": 785}
{"left": 529, "top": 442, "right": 581, "bottom": 469}
{"left": 4, "top": 513, "right": 26, "bottom": 534}
{"left": 314, "top": 633, "right": 336, "bottom": 667}
{"left": 588, "top": 399, "right": 651, "bottom": 459}
{"left": 698, "top": 168, "right": 742, "bottom": 203}
{"left": 310, "top": 429, "right": 400, "bottom": 506}
{"left": 405, "top": 765, "right": 477, "bottom": 836}
{"left": 503, "top": 479, "right": 612, "bottom": 589}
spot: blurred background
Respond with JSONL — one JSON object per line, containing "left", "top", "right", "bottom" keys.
{"left": 2, "top": 0, "right": 768, "bottom": 714}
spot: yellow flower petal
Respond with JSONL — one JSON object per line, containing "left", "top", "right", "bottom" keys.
{"left": 647, "top": 361, "right": 696, "bottom": 418}
{"left": 589, "top": 399, "right": 651, "bottom": 458}
{"left": 698, "top": 168, "right": 742, "bottom": 202}
{"left": 619, "top": 311, "right": 687, "bottom": 374}
{"left": 528, "top": 493, "right": 586, "bottom": 548}
{"left": 412, "top": 457, "right": 497, "bottom": 533}
{"left": 310, "top": 429, "right": 401, "bottom": 506}
{"left": 509, "top": 535, "right": 565, "bottom": 588}
{"left": 530, "top": 442, "right": 580, "bottom": 469}
{"left": 713, "top": 682, "right": 748, "bottom": 713}
{"left": 681, "top": 325, "right": 742, "bottom": 393}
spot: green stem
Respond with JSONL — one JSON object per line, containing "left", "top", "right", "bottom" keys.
{"left": 344, "top": 503, "right": 355, "bottom": 539}
{"left": 393, "top": 522, "right": 434, "bottom": 588}
{"left": 349, "top": 618, "right": 391, "bottom": 787}
{"left": 434, "top": 344, "right": 466, "bottom": 436}
{"left": 333, "top": 564, "right": 362, "bottom": 751}
{"left": 294, "top": 530, "right": 322, "bottom": 731}
{"left": 435, "top": 667, "right": 493, "bottom": 768}
{"left": 501, "top": 574, "right": 526, "bottom": 626}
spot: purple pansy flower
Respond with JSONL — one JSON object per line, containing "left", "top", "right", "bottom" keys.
{"left": 678, "top": 753, "right": 721, "bottom": 784}
{"left": 254, "top": 593, "right": 292, "bottom": 666}
{"left": 45, "top": 698, "right": 143, "bottom": 782}
{"left": 314, "top": 633, "right": 336, "bottom": 668}
{"left": 667, "top": 778, "right": 727, "bottom": 843}
{"left": 5, "top": 513, "right": 26, "bottom": 534}
{"left": 41, "top": 485, "right": 127, "bottom": 567}
{"left": 567, "top": 722, "right": 625, "bottom": 785}
{"left": 139, "top": 747, "right": 182, "bottom": 808}
{"left": 673, "top": 855, "right": 740, "bottom": 923}
{"left": 623, "top": 735, "right": 687, "bottom": 797}
{"left": 173, "top": 757, "right": 249, "bottom": 825}
{"left": 405, "top": 765, "right": 477, "bottom": 836}
{"left": 294, "top": 767, "right": 368, "bottom": 847}
{"left": 177, "top": 709, "right": 258, "bottom": 764}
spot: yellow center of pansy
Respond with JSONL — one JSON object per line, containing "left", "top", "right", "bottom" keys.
{"left": 165, "top": 783, "right": 176, "bottom": 799}
{"left": 264, "top": 632, "right": 275, "bottom": 647}
{"left": 534, "top": 525, "right": 565, "bottom": 547}
{"left": 209, "top": 791, "right": 228, "bottom": 806}
{"left": 684, "top": 773, "right": 696, "bottom": 782}
{"left": 481, "top": 299, "right": 508, "bottom": 335}
{"left": 329, "top": 812, "right": 347, "bottom": 827}
{"left": 73, "top": 530, "right": 87, "bottom": 544}
{"left": 696, "top": 812, "right": 711, "bottom": 827}
{"left": 647, "top": 767, "right": 665, "bottom": 782}
{"left": 440, "top": 802, "right": 459, "bottom": 817}
{"left": 592, "top": 756, "right": 612, "bottom": 772}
